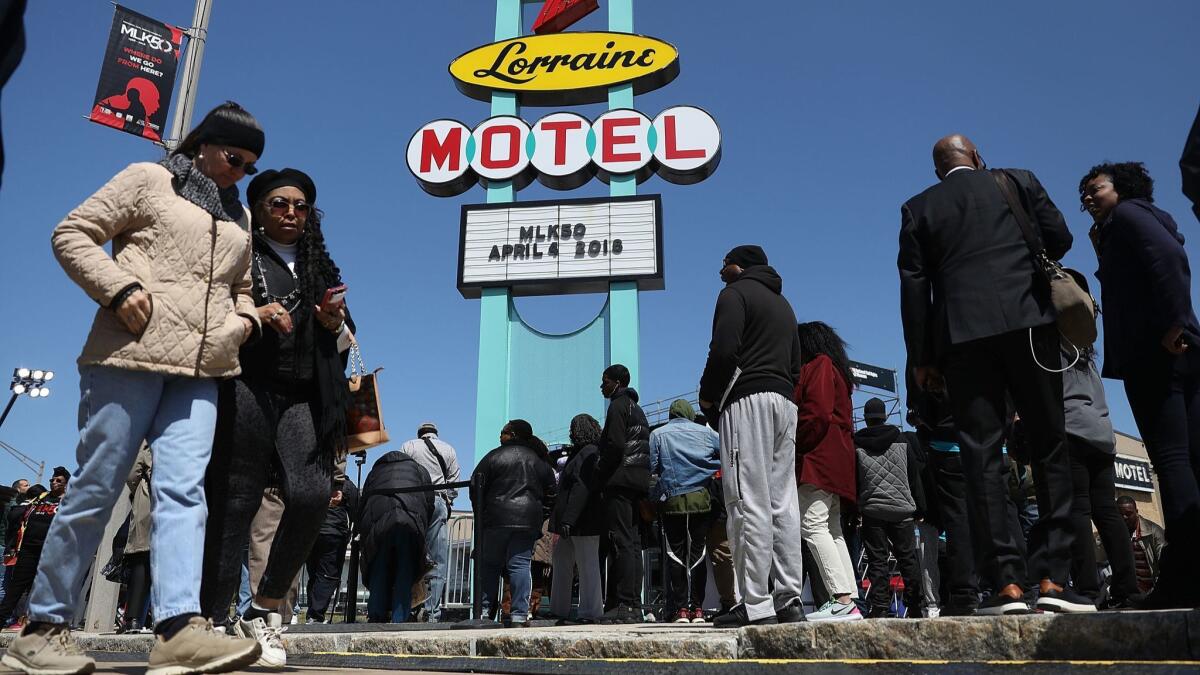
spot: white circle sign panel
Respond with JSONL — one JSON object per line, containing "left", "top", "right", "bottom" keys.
{"left": 531, "top": 112, "right": 592, "bottom": 177}
{"left": 652, "top": 106, "right": 721, "bottom": 173}
{"left": 590, "top": 109, "right": 652, "bottom": 177}
{"left": 470, "top": 115, "right": 531, "bottom": 182}
{"left": 406, "top": 119, "right": 472, "bottom": 196}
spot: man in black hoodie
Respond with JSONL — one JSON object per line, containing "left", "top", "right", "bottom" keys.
{"left": 699, "top": 245, "right": 804, "bottom": 628}
{"left": 594, "top": 364, "right": 650, "bottom": 624}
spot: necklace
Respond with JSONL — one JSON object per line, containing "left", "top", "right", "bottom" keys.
{"left": 252, "top": 251, "right": 302, "bottom": 313}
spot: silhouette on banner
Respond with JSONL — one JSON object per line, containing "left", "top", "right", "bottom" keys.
{"left": 88, "top": 5, "right": 183, "bottom": 143}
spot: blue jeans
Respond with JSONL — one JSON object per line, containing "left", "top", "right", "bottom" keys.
{"left": 476, "top": 529, "right": 535, "bottom": 623}
{"left": 237, "top": 547, "right": 251, "bottom": 617}
{"left": 28, "top": 365, "right": 217, "bottom": 625}
{"left": 366, "top": 528, "right": 421, "bottom": 623}
{"left": 423, "top": 498, "right": 449, "bottom": 621}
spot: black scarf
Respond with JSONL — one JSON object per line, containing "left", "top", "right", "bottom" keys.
{"left": 159, "top": 153, "right": 244, "bottom": 222}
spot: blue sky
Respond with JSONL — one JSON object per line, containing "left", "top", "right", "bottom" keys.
{"left": 1, "top": 1, "right": 1198, "bottom": 498}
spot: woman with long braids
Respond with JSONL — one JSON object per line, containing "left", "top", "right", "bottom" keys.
{"left": 200, "top": 168, "right": 354, "bottom": 667}
{"left": 793, "top": 321, "right": 862, "bottom": 622}
{"left": 2, "top": 101, "right": 265, "bottom": 675}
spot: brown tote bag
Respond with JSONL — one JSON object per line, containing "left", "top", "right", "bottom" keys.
{"left": 346, "top": 337, "right": 390, "bottom": 453}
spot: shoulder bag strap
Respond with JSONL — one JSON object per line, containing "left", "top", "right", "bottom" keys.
{"left": 422, "top": 437, "right": 450, "bottom": 483}
{"left": 990, "top": 169, "right": 1046, "bottom": 262}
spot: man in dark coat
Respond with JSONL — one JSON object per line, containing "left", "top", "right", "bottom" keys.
{"left": 1182, "top": 103, "right": 1200, "bottom": 221}
{"left": 467, "top": 420, "right": 556, "bottom": 628}
{"left": 357, "top": 452, "right": 432, "bottom": 623}
{"left": 304, "top": 473, "right": 359, "bottom": 624}
{"left": 698, "top": 245, "right": 805, "bottom": 628}
{"left": 0, "top": 0, "right": 26, "bottom": 190}
{"left": 898, "top": 134, "right": 1085, "bottom": 614}
{"left": 593, "top": 364, "right": 650, "bottom": 624}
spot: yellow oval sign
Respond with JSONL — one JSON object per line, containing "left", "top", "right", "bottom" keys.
{"left": 449, "top": 31, "right": 680, "bottom": 107}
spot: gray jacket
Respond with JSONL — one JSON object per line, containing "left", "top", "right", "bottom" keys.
{"left": 854, "top": 424, "right": 917, "bottom": 522}
{"left": 1063, "top": 349, "right": 1115, "bottom": 455}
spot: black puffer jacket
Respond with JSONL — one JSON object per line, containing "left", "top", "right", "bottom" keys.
{"left": 596, "top": 387, "right": 651, "bottom": 493}
{"left": 550, "top": 443, "right": 604, "bottom": 537}
{"left": 357, "top": 451, "right": 433, "bottom": 576}
{"left": 470, "top": 441, "right": 557, "bottom": 532}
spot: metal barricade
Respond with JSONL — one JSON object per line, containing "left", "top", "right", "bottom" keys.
{"left": 441, "top": 511, "right": 475, "bottom": 610}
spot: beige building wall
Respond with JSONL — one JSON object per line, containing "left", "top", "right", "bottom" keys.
{"left": 1113, "top": 430, "right": 1163, "bottom": 526}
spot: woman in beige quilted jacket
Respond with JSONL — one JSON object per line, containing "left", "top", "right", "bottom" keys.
{"left": 1, "top": 102, "right": 266, "bottom": 675}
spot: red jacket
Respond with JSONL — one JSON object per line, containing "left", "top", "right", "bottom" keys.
{"left": 794, "top": 355, "right": 856, "bottom": 502}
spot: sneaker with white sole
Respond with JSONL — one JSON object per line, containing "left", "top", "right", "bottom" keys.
{"left": 1, "top": 623, "right": 95, "bottom": 675}
{"left": 146, "top": 616, "right": 260, "bottom": 675}
{"left": 233, "top": 612, "right": 286, "bottom": 669}
{"left": 805, "top": 599, "right": 863, "bottom": 622}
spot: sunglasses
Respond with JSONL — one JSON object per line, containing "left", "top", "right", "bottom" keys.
{"left": 265, "top": 197, "right": 311, "bottom": 216}
{"left": 221, "top": 148, "right": 258, "bottom": 175}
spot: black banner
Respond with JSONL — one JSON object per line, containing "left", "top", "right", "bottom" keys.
{"left": 1114, "top": 455, "right": 1155, "bottom": 493}
{"left": 88, "top": 5, "right": 183, "bottom": 143}
{"left": 848, "top": 360, "right": 897, "bottom": 393}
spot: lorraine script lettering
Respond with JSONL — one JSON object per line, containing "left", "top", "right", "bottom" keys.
{"left": 473, "top": 40, "right": 656, "bottom": 85}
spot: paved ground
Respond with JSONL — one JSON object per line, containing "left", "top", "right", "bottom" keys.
{"left": 1, "top": 654, "right": 1198, "bottom": 675}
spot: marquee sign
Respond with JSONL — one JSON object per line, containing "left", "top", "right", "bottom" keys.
{"left": 458, "top": 194, "right": 663, "bottom": 298}
{"left": 407, "top": 106, "right": 720, "bottom": 197}
{"left": 449, "top": 32, "right": 680, "bottom": 106}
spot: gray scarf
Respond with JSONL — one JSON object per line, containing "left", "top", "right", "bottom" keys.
{"left": 159, "top": 153, "right": 244, "bottom": 222}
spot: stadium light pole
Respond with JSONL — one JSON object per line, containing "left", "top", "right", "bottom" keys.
{"left": 0, "top": 367, "right": 54, "bottom": 431}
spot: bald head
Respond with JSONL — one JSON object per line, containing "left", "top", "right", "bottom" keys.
{"left": 933, "top": 134, "right": 982, "bottom": 178}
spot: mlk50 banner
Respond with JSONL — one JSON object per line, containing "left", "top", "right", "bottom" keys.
{"left": 88, "top": 5, "right": 183, "bottom": 143}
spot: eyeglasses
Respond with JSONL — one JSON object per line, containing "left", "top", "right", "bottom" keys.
{"left": 265, "top": 197, "right": 311, "bottom": 216}
{"left": 221, "top": 148, "right": 258, "bottom": 175}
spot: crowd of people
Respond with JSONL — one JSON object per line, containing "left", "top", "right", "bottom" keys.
{"left": 0, "top": 92, "right": 1194, "bottom": 674}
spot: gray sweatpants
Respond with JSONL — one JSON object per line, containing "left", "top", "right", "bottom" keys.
{"left": 718, "top": 392, "right": 804, "bottom": 621}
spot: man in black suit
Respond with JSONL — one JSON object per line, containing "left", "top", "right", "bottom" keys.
{"left": 898, "top": 134, "right": 1091, "bottom": 614}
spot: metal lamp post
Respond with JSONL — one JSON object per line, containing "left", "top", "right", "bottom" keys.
{"left": 0, "top": 367, "right": 54, "bottom": 430}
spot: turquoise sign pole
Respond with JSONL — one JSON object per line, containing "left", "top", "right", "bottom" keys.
{"left": 606, "top": 0, "right": 640, "bottom": 391}
{"left": 472, "top": 0, "right": 524, "bottom": 465}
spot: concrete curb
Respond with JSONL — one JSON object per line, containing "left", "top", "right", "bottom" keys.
{"left": 0, "top": 610, "right": 1192, "bottom": 661}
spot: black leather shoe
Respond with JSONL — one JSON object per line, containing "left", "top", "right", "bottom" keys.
{"left": 597, "top": 605, "right": 642, "bottom": 624}
{"left": 712, "top": 603, "right": 778, "bottom": 628}
{"left": 775, "top": 598, "right": 806, "bottom": 623}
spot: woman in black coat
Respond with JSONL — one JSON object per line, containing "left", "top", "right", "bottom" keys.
{"left": 548, "top": 414, "right": 605, "bottom": 625}
{"left": 1081, "top": 161, "right": 1200, "bottom": 609}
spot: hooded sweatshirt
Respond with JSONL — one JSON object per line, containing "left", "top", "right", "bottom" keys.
{"left": 853, "top": 424, "right": 926, "bottom": 522}
{"left": 699, "top": 266, "right": 802, "bottom": 414}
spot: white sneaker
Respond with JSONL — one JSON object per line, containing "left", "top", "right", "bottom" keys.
{"left": 233, "top": 612, "right": 286, "bottom": 669}
{"left": 805, "top": 599, "right": 863, "bottom": 622}
{"left": 923, "top": 606, "right": 941, "bottom": 618}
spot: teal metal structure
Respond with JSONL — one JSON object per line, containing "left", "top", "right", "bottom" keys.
{"left": 471, "top": 0, "right": 643, "bottom": 458}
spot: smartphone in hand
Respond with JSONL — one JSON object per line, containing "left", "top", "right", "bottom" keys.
{"left": 321, "top": 284, "right": 347, "bottom": 311}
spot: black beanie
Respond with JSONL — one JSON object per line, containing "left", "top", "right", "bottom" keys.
{"left": 195, "top": 103, "right": 265, "bottom": 157}
{"left": 247, "top": 168, "right": 317, "bottom": 206}
{"left": 724, "top": 245, "right": 768, "bottom": 268}
{"left": 52, "top": 466, "right": 70, "bottom": 481}
{"left": 864, "top": 398, "right": 887, "bottom": 422}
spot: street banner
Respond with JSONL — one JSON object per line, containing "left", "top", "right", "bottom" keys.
{"left": 88, "top": 5, "right": 184, "bottom": 143}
